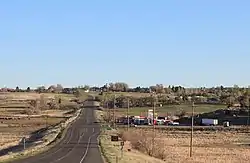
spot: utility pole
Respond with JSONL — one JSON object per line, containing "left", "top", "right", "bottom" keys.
{"left": 107, "top": 97, "right": 111, "bottom": 124}
{"left": 46, "top": 110, "right": 48, "bottom": 128}
{"left": 23, "top": 137, "right": 26, "bottom": 150}
{"left": 248, "top": 97, "right": 250, "bottom": 127}
{"left": 113, "top": 94, "right": 116, "bottom": 129}
{"left": 127, "top": 97, "right": 129, "bottom": 131}
{"left": 247, "top": 86, "right": 250, "bottom": 127}
{"left": 153, "top": 96, "right": 156, "bottom": 129}
{"left": 190, "top": 101, "right": 194, "bottom": 157}
{"left": 104, "top": 95, "right": 109, "bottom": 123}
{"left": 152, "top": 93, "right": 156, "bottom": 152}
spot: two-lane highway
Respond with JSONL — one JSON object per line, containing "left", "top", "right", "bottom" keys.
{"left": 12, "top": 108, "right": 103, "bottom": 163}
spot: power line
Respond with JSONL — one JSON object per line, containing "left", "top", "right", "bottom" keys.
{"left": 190, "top": 101, "right": 194, "bottom": 157}
{"left": 113, "top": 94, "right": 116, "bottom": 129}
{"left": 247, "top": 86, "right": 250, "bottom": 127}
{"left": 104, "top": 95, "right": 109, "bottom": 123}
{"left": 248, "top": 97, "right": 250, "bottom": 127}
{"left": 127, "top": 97, "right": 129, "bottom": 131}
{"left": 152, "top": 93, "right": 156, "bottom": 152}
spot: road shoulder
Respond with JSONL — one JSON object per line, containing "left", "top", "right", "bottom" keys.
{"left": 99, "top": 129, "right": 164, "bottom": 163}
{"left": 0, "top": 109, "right": 82, "bottom": 163}
{"left": 95, "top": 109, "right": 164, "bottom": 163}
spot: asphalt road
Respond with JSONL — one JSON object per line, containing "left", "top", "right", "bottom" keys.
{"left": 11, "top": 108, "right": 103, "bottom": 163}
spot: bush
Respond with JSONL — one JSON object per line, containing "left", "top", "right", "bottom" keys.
{"left": 176, "top": 109, "right": 187, "bottom": 118}
{"left": 102, "top": 113, "right": 112, "bottom": 123}
{"left": 59, "top": 102, "right": 79, "bottom": 111}
{"left": 119, "top": 130, "right": 166, "bottom": 160}
{"left": 47, "top": 101, "right": 60, "bottom": 110}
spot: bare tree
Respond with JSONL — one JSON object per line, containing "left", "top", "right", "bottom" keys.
{"left": 56, "top": 84, "right": 64, "bottom": 93}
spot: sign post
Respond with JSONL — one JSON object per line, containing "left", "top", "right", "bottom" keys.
{"left": 22, "top": 137, "right": 26, "bottom": 150}
{"left": 120, "top": 141, "right": 124, "bottom": 158}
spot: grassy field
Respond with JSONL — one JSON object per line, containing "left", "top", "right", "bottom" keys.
{"left": 0, "top": 92, "right": 74, "bottom": 99}
{"left": 119, "top": 128, "right": 250, "bottom": 163}
{"left": 99, "top": 130, "right": 165, "bottom": 163}
{"left": 0, "top": 92, "right": 75, "bottom": 110}
{"left": 77, "top": 91, "right": 150, "bottom": 100}
{"left": 97, "top": 109, "right": 250, "bottom": 163}
{"left": 102, "top": 92, "right": 152, "bottom": 98}
{"left": 96, "top": 106, "right": 250, "bottom": 163}
{"left": 95, "top": 109, "right": 165, "bottom": 163}
{"left": 0, "top": 117, "right": 65, "bottom": 151}
{"left": 0, "top": 92, "right": 76, "bottom": 151}
{"left": 104, "top": 104, "right": 226, "bottom": 117}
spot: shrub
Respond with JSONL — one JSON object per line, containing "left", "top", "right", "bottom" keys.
{"left": 59, "top": 102, "right": 79, "bottom": 111}
{"left": 119, "top": 130, "right": 166, "bottom": 160}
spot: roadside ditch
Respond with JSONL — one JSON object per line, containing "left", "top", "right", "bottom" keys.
{"left": 0, "top": 109, "right": 82, "bottom": 163}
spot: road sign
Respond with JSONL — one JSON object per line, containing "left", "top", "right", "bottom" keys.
{"left": 120, "top": 141, "right": 124, "bottom": 158}
{"left": 111, "top": 135, "right": 118, "bottom": 141}
{"left": 22, "top": 137, "right": 26, "bottom": 150}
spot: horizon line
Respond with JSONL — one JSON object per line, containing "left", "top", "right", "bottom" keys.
{"left": 1, "top": 83, "right": 249, "bottom": 90}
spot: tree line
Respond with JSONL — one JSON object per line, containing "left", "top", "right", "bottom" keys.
{"left": 1, "top": 82, "right": 249, "bottom": 107}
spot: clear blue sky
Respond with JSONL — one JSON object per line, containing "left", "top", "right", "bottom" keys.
{"left": 0, "top": 0, "right": 249, "bottom": 88}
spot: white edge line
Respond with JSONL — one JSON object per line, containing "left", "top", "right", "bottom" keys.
{"left": 50, "top": 131, "right": 85, "bottom": 163}
{"left": 79, "top": 131, "right": 100, "bottom": 163}
{"left": 38, "top": 109, "right": 83, "bottom": 160}
{"left": 35, "top": 126, "right": 74, "bottom": 161}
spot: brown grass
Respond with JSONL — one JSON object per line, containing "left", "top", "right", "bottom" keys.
{"left": 0, "top": 92, "right": 77, "bottom": 115}
{"left": 102, "top": 104, "right": 226, "bottom": 118}
{"left": 0, "top": 92, "right": 75, "bottom": 105}
{"left": 98, "top": 109, "right": 250, "bottom": 162}
{"left": 0, "top": 117, "right": 66, "bottom": 132}
{"left": 0, "top": 117, "right": 66, "bottom": 153}
{"left": 102, "top": 92, "right": 152, "bottom": 98}
{"left": 0, "top": 92, "right": 75, "bottom": 151}
{"left": 119, "top": 128, "right": 250, "bottom": 163}
{"left": 119, "top": 130, "right": 167, "bottom": 160}
{"left": 0, "top": 133, "right": 22, "bottom": 150}
{"left": 99, "top": 130, "right": 165, "bottom": 163}
{"left": 95, "top": 110, "right": 164, "bottom": 163}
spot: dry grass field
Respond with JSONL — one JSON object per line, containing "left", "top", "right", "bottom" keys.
{"left": 102, "top": 104, "right": 226, "bottom": 118}
{"left": 96, "top": 109, "right": 250, "bottom": 162}
{"left": 96, "top": 108, "right": 250, "bottom": 163}
{"left": 99, "top": 130, "right": 165, "bottom": 163}
{"left": 0, "top": 92, "right": 74, "bottom": 101}
{"left": 102, "top": 92, "right": 153, "bottom": 98}
{"left": 0, "top": 117, "right": 65, "bottom": 151}
{"left": 0, "top": 133, "right": 22, "bottom": 150}
{"left": 119, "top": 128, "right": 250, "bottom": 163}
{"left": 96, "top": 110, "right": 164, "bottom": 163}
{"left": 0, "top": 92, "right": 76, "bottom": 151}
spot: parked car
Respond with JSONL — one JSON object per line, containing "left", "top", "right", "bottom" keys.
{"left": 168, "top": 121, "right": 180, "bottom": 126}
{"left": 201, "top": 118, "right": 218, "bottom": 126}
